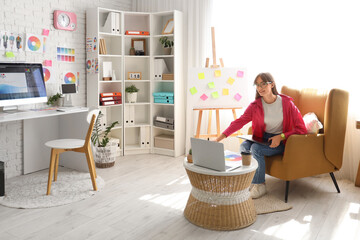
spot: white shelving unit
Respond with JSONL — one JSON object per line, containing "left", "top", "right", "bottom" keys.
{"left": 87, "top": 8, "right": 184, "bottom": 157}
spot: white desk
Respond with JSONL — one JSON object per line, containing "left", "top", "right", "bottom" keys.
{"left": 0, "top": 107, "right": 90, "bottom": 174}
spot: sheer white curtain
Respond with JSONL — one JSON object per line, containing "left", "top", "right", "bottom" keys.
{"left": 133, "top": 0, "right": 214, "bottom": 152}
{"left": 212, "top": 0, "right": 360, "bottom": 182}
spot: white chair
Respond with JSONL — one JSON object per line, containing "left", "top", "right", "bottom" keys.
{"left": 45, "top": 108, "right": 100, "bottom": 195}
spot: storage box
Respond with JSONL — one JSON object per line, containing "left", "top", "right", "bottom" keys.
{"left": 162, "top": 73, "right": 174, "bottom": 80}
{"left": 154, "top": 134, "right": 174, "bottom": 150}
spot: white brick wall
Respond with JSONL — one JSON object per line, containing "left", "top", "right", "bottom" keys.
{"left": 0, "top": 0, "right": 132, "bottom": 179}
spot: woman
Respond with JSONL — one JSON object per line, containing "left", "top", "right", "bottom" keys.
{"left": 216, "top": 73, "right": 307, "bottom": 198}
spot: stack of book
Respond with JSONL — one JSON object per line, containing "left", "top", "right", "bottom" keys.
{"left": 99, "top": 92, "right": 122, "bottom": 106}
{"left": 154, "top": 116, "right": 174, "bottom": 130}
{"left": 152, "top": 92, "right": 174, "bottom": 104}
{"left": 99, "top": 39, "right": 107, "bottom": 55}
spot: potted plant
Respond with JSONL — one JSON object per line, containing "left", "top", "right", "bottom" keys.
{"left": 187, "top": 148, "right": 193, "bottom": 163}
{"left": 47, "top": 93, "right": 63, "bottom": 107}
{"left": 159, "top": 36, "right": 174, "bottom": 55}
{"left": 91, "top": 111, "right": 119, "bottom": 168}
{"left": 125, "top": 84, "right": 140, "bottom": 103}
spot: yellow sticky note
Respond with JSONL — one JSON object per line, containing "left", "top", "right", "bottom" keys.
{"left": 198, "top": 72, "right": 205, "bottom": 80}
{"left": 190, "top": 87, "right": 197, "bottom": 95}
{"left": 222, "top": 88, "right": 229, "bottom": 95}
{"left": 208, "top": 82, "right": 215, "bottom": 88}
{"left": 227, "top": 77, "right": 235, "bottom": 85}
{"left": 214, "top": 70, "right": 221, "bottom": 77}
{"left": 212, "top": 91, "right": 219, "bottom": 98}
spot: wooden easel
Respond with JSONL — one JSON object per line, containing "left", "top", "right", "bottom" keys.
{"left": 193, "top": 107, "right": 242, "bottom": 139}
{"left": 205, "top": 27, "right": 224, "bottom": 68}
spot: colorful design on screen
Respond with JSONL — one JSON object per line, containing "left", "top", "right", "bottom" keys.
{"left": 43, "top": 68, "right": 51, "bottom": 82}
{"left": 27, "top": 36, "right": 41, "bottom": 51}
{"left": 225, "top": 154, "right": 242, "bottom": 161}
{"left": 64, "top": 72, "right": 76, "bottom": 83}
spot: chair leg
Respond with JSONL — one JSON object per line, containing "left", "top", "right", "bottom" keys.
{"left": 88, "top": 145, "right": 97, "bottom": 178}
{"left": 85, "top": 149, "right": 97, "bottom": 191}
{"left": 285, "top": 181, "right": 290, "bottom": 203}
{"left": 329, "top": 172, "right": 341, "bottom": 193}
{"left": 54, "top": 153, "right": 60, "bottom": 181}
{"left": 47, "top": 149, "right": 56, "bottom": 195}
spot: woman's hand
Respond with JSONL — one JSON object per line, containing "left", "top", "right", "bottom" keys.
{"left": 215, "top": 133, "right": 226, "bottom": 142}
{"left": 268, "top": 135, "right": 282, "bottom": 148}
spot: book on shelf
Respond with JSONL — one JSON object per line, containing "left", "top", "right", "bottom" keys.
{"left": 154, "top": 59, "right": 169, "bottom": 80}
{"left": 125, "top": 30, "right": 149, "bottom": 35}
{"left": 100, "top": 92, "right": 122, "bottom": 97}
{"left": 100, "top": 100, "right": 122, "bottom": 106}
{"left": 100, "top": 96, "right": 122, "bottom": 102}
{"left": 99, "top": 38, "right": 107, "bottom": 55}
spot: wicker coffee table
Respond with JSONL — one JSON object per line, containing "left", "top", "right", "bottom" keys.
{"left": 183, "top": 158, "right": 258, "bottom": 230}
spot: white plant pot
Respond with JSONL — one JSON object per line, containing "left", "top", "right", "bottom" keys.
{"left": 126, "top": 92, "right": 138, "bottom": 103}
{"left": 92, "top": 142, "right": 117, "bottom": 168}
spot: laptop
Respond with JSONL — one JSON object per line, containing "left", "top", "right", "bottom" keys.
{"left": 237, "top": 134, "right": 271, "bottom": 146}
{"left": 190, "top": 138, "right": 242, "bottom": 172}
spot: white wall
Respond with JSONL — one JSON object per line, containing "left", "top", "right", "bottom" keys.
{"left": 0, "top": 0, "right": 132, "bottom": 179}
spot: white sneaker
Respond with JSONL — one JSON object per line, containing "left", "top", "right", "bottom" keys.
{"left": 250, "top": 183, "right": 266, "bottom": 199}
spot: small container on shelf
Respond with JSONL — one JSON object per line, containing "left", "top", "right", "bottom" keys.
{"left": 154, "top": 134, "right": 174, "bottom": 150}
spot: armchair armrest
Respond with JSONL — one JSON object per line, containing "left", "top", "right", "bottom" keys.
{"left": 282, "top": 134, "right": 325, "bottom": 163}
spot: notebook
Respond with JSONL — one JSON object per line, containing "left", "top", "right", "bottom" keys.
{"left": 190, "top": 138, "right": 242, "bottom": 171}
{"left": 237, "top": 134, "right": 271, "bottom": 146}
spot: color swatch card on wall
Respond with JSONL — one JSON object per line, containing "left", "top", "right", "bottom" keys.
{"left": 62, "top": 71, "right": 79, "bottom": 85}
{"left": 187, "top": 68, "right": 249, "bottom": 109}
{"left": 25, "top": 34, "right": 43, "bottom": 53}
{"left": 57, "top": 47, "right": 76, "bottom": 62}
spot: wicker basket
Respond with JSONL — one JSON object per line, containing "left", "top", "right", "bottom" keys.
{"left": 184, "top": 169, "right": 256, "bottom": 230}
{"left": 93, "top": 142, "right": 117, "bottom": 168}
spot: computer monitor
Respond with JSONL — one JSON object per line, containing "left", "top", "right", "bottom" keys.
{"left": 61, "top": 83, "right": 77, "bottom": 107}
{"left": 0, "top": 63, "right": 47, "bottom": 112}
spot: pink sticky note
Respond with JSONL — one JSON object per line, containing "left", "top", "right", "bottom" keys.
{"left": 200, "top": 94, "right": 208, "bottom": 101}
{"left": 42, "top": 29, "right": 50, "bottom": 36}
{"left": 43, "top": 60, "right": 52, "bottom": 67}
{"left": 234, "top": 93, "right": 242, "bottom": 101}
{"left": 237, "top": 71, "right": 244, "bottom": 77}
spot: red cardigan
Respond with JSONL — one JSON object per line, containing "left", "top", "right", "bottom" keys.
{"left": 223, "top": 94, "right": 307, "bottom": 143}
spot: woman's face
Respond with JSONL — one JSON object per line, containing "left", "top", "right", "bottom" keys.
{"left": 255, "top": 77, "right": 274, "bottom": 97}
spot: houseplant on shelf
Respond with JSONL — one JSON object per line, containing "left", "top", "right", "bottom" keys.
{"left": 159, "top": 36, "right": 174, "bottom": 55}
{"left": 91, "top": 111, "right": 119, "bottom": 168}
{"left": 125, "top": 84, "right": 140, "bottom": 103}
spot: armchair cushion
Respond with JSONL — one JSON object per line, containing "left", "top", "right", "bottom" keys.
{"left": 303, "top": 112, "right": 323, "bottom": 134}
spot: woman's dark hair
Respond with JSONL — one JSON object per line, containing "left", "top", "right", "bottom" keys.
{"left": 254, "top": 72, "right": 279, "bottom": 99}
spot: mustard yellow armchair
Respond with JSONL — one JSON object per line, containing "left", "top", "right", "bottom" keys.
{"left": 265, "top": 86, "right": 349, "bottom": 202}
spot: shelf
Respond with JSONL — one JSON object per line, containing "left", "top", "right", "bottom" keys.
{"left": 124, "top": 35, "right": 150, "bottom": 38}
{"left": 153, "top": 34, "right": 174, "bottom": 38}
{"left": 100, "top": 80, "right": 122, "bottom": 83}
{"left": 125, "top": 80, "right": 150, "bottom": 82}
{"left": 99, "top": 54, "right": 122, "bottom": 58}
{"left": 153, "top": 103, "right": 174, "bottom": 106}
{"left": 124, "top": 102, "right": 150, "bottom": 105}
{"left": 153, "top": 80, "right": 174, "bottom": 83}
{"left": 99, "top": 104, "right": 122, "bottom": 108}
{"left": 99, "top": 32, "right": 122, "bottom": 37}
{"left": 154, "top": 55, "right": 174, "bottom": 58}
{"left": 153, "top": 126, "right": 174, "bottom": 132}
{"left": 125, "top": 123, "right": 151, "bottom": 128}
{"left": 125, "top": 55, "right": 150, "bottom": 58}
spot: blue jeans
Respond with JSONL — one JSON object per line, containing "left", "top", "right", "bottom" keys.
{"left": 240, "top": 132, "right": 285, "bottom": 184}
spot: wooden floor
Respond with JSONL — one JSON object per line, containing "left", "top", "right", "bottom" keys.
{"left": 1, "top": 154, "right": 360, "bottom": 240}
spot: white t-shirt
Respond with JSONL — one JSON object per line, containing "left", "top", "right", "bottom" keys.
{"left": 262, "top": 95, "right": 283, "bottom": 134}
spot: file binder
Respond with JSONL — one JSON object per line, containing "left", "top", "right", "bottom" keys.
{"left": 140, "top": 126, "right": 146, "bottom": 148}
{"left": 145, "top": 126, "right": 151, "bottom": 147}
{"left": 115, "top": 12, "right": 120, "bottom": 34}
{"left": 100, "top": 92, "right": 121, "bottom": 97}
{"left": 100, "top": 96, "right": 122, "bottom": 102}
{"left": 103, "top": 12, "right": 116, "bottom": 33}
{"left": 125, "top": 30, "right": 150, "bottom": 35}
{"left": 100, "top": 100, "right": 121, "bottom": 106}
{"left": 154, "top": 59, "right": 169, "bottom": 80}
{"left": 129, "top": 105, "right": 135, "bottom": 125}
{"left": 155, "top": 116, "right": 174, "bottom": 124}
